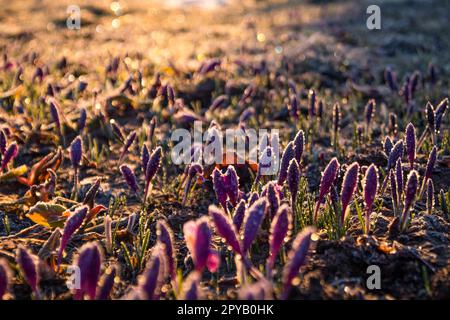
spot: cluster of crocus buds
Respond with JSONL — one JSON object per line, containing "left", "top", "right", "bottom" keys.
{"left": 212, "top": 166, "right": 240, "bottom": 213}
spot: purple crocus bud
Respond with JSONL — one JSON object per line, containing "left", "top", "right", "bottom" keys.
{"left": 209, "top": 205, "right": 242, "bottom": 255}
{"left": 82, "top": 178, "right": 101, "bottom": 209}
{"left": 265, "top": 182, "right": 280, "bottom": 218}
{"left": 426, "top": 102, "right": 435, "bottom": 132}
{"left": 16, "top": 246, "right": 39, "bottom": 297}
{"left": 212, "top": 168, "right": 228, "bottom": 212}
{"left": 427, "top": 179, "right": 434, "bottom": 215}
{"left": 78, "top": 108, "right": 87, "bottom": 132}
{"left": 401, "top": 170, "right": 419, "bottom": 230}
{"left": 96, "top": 265, "right": 117, "bottom": 300}
{"left": 233, "top": 200, "right": 246, "bottom": 231}
{"left": 388, "top": 140, "right": 404, "bottom": 169}
{"left": 277, "top": 141, "right": 295, "bottom": 185}
{"left": 314, "top": 157, "right": 340, "bottom": 222}
{"left": 395, "top": 159, "right": 403, "bottom": 197}
{"left": 1, "top": 142, "right": 18, "bottom": 171}
{"left": 293, "top": 130, "right": 304, "bottom": 164}
{"left": 389, "top": 113, "right": 398, "bottom": 136}
{"left": 308, "top": 89, "right": 316, "bottom": 118}
{"left": 340, "top": 162, "right": 359, "bottom": 224}
{"left": 119, "top": 131, "right": 136, "bottom": 163}
{"left": 74, "top": 242, "right": 102, "bottom": 300}
{"left": 0, "top": 129, "right": 6, "bottom": 155}
{"left": 248, "top": 192, "right": 259, "bottom": 206}
{"left": 332, "top": 103, "right": 340, "bottom": 135}
{"left": 434, "top": 98, "right": 448, "bottom": 134}
{"left": 70, "top": 136, "right": 83, "bottom": 169}
{"left": 288, "top": 94, "right": 299, "bottom": 119}
{"left": 120, "top": 164, "right": 139, "bottom": 194}
{"left": 49, "top": 101, "right": 61, "bottom": 130}
{"left": 148, "top": 117, "right": 157, "bottom": 143}
{"left": 141, "top": 144, "right": 149, "bottom": 176}
{"left": 420, "top": 146, "right": 437, "bottom": 198}
{"left": 209, "top": 95, "right": 228, "bottom": 111}
{"left": 144, "top": 146, "right": 163, "bottom": 200}
{"left": 242, "top": 198, "right": 268, "bottom": 254}
{"left": 287, "top": 159, "right": 300, "bottom": 208}
{"left": 223, "top": 166, "right": 240, "bottom": 206}
{"left": 157, "top": 220, "right": 176, "bottom": 279}
{"left": 239, "top": 107, "right": 256, "bottom": 124}
{"left": 111, "top": 121, "right": 125, "bottom": 143}
{"left": 409, "top": 71, "right": 420, "bottom": 96}
{"left": 0, "top": 259, "right": 11, "bottom": 300}
{"left": 390, "top": 170, "right": 398, "bottom": 214}
{"left": 405, "top": 123, "right": 416, "bottom": 169}
{"left": 365, "top": 99, "right": 375, "bottom": 128}
{"left": 281, "top": 227, "right": 315, "bottom": 299}
{"left": 183, "top": 217, "right": 219, "bottom": 273}
{"left": 317, "top": 100, "right": 324, "bottom": 119}
{"left": 384, "top": 136, "right": 393, "bottom": 156}
{"left": 363, "top": 164, "right": 378, "bottom": 234}
{"left": 268, "top": 204, "right": 292, "bottom": 270}
{"left": 181, "top": 271, "right": 202, "bottom": 300}
{"left": 384, "top": 67, "right": 397, "bottom": 91}
{"left": 139, "top": 247, "right": 165, "bottom": 300}
{"left": 57, "top": 205, "right": 88, "bottom": 266}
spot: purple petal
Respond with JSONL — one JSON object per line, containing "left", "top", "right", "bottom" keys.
{"left": 268, "top": 204, "right": 292, "bottom": 269}
{"left": 242, "top": 198, "right": 267, "bottom": 254}
{"left": 209, "top": 205, "right": 242, "bottom": 255}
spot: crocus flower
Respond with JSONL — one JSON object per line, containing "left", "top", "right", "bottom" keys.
{"left": 434, "top": 98, "right": 448, "bottom": 134}
{"left": 1, "top": 142, "right": 18, "bottom": 171}
{"left": 183, "top": 163, "right": 203, "bottom": 205}
{"left": 181, "top": 271, "right": 202, "bottom": 300}
{"left": 239, "top": 107, "right": 256, "bottom": 124}
{"left": 293, "top": 130, "right": 304, "bottom": 164}
{"left": 365, "top": 99, "right": 375, "bottom": 132}
{"left": 384, "top": 67, "right": 397, "bottom": 91}
{"left": 223, "top": 165, "right": 240, "bottom": 206}
{"left": 277, "top": 141, "right": 294, "bottom": 185}
{"left": 148, "top": 117, "right": 157, "bottom": 145}
{"left": 0, "top": 129, "right": 6, "bottom": 155}
{"left": 141, "top": 144, "right": 149, "bottom": 176}
{"left": 396, "top": 159, "right": 403, "bottom": 198}
{"left": 57, "top": 205, "right": 88, "bottom": 267}
{"left": 0, "top": 259, "right": 11, "bottom": 300}
{"left": 248, "top": 192, "right": 259, "bottom": 206}
{"left": 74, "top": 242, "right": 102, "bottom": 300}
{"left": 281, "top": 227, "right": 315, "bottom": 299}
{"left": 157, "top": 220, "right": 176, "bottom": 280}
{"left": 420, "top": 146, "right": 437, "bottom": 198}
{"left": 233, "top": 200, "right": 246, "bottom": 231}
{"left": 390, "top": 170, "right": 398, "bottom": 216}
{"left": 120, "top": 164, "right": 139, "bottom": 195}
{"left": 401, "top": 170, "right": 419, "bottom": 230}
{"left": 363, "top": 164, "right": 378, "bottom": 234}
{"left": 183, "top": 217, "right": 219, "bottom": 273}
{"left": 387, "top": 140, "right": 404, "bottom": 169}
{"left": 288, "top": 94, "right": 299, "bottom": 119}
{"left": 70, "top": 136, "right": 83, "bottom": 169}
{"left": 49, "top": 101, "right": 61, "bottom": 132}
{"left": 78, "top": 108, "right": 87, "bottom": 132}
{"left": 212, "top": 168, "right": 228, "bottom": 212}
{"left": 119, "top": 131, "right": 136, "bottom": 163}
{"left": 144, "top": 146, "right": 162, "bottom": 201}
{"left": 427, "top": 179, "right": 434, "bottom": 215}
{"left": 389, "top": 113, "right": 398, "bottom": 136}
{"left": 264, "top": 181, "right": 280, "bottom": 219}
{"left": 317, "top": 100, "right": 324, "bottom": 119}
{"left": 96, "top": 265, "right": 117, "bottom": 300}
{"left": 308, "top": 89, "right": 316, "bottom": 119}
{"left": 139, "top": 246, "right": 166, "bottom": 300}
{"left": 384, "top": 136, "right": 393, "bottom": 157}
{"left": 111, "top": 121, "right": 125, "bottom": 143}
{"left": 426, "top": 102, "right": 435, "bottom": 132}
{"left": 209, "top": 205, "right": 242, "bottom": 255}
{"left": 405, "top": 123, "right": 416, "bottom": 169}
{"left": 287, "top": 159, "right": 300, "bottom": 209}
{"left": 209, "top": 95, "right": 228, "bottom": 111}
{"left": 268, "top": 204, "right": 292, "bottom": 271}
{"left": 340, "top": 162, "right": 359, "bottom": 225}
{"left": 242, "top": 198, "right": 268, "bottom": 254}
{"left": 314, "top": 157, "right": 340, "bottom": 222}
{"left": 16, "top": 246, "right": 39, "bottom": 298}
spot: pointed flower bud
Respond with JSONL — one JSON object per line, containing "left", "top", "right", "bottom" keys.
{"left": 340, "top": 162, "right": 359, "bottom": 224}
{"left": 277, "top": 141, "right": 295, "bottom": 185}
{"left": 282, "top": 227, "right": 315, "bottom": 299}
{"left": 426, "top": 102, "right": 435, "bottom": 131}
{"left": 388, "top": 140, "right": 404, "bottom": 169}
{"left": 144, "top": 146, "right": 163, "bottom": 200}
{"left": 384, "top": 136, "right": 393, "bottom": 157}
{"left": 427, "top": 179, "right": 434, "bottom": 215}
{"left": 120, "top": 164, "right": 139, "bottom": 194}
{"left": 401, "top": 170, "right": 419, "bottom": 230}
{"left": 268, "top": 204, "right": 292, "bottom": 270}
{"left": 16, "top": 246, "right": 39, "bottom": 297}
{"left": 141, "top": 144, "right": 149, "bottom": 176}
{"left": 96, "top": 265, "right": 117, "bottom": 300}
{"left": 434, "top": 98, "right": 448, "bottom": 133}
{"left": 405, "top": 123, "right": 416, "bottom": 169}
{"left": 365, "top": 99, "right": 375, "bottom": 127}
{"left": 1, "top": 142, "right": 18, "bottom": 171}
{"left": 212, "top": 168, "right": 228, "bottom": 212}
{"left": 119, "top": 131, "right": 136, "bottom": 163}
{"left": 287, "top": 159, "right": 300, "bottom": 208}
{"left": 314, "top": 157, "right": 340, "bottom": 222}
{"left": 233, "top": 200, "right": 246, "bottom": 231}
{"left": 223, "top": 165, "right": 240, "bottom": 206}
{"left": 209, "top": 205, "right": 242, "bottom": 255}
{"left": 363, "top": 164, "right": 378, "bottom": 234}
{"left": 242, "top": 198, "right": 267, "bottom": 254}
{"left": 396, "top": 159, "right": 403, "bottom": 197}
{"left": 70, "top": 136, "right": 83, "bottom": 169}
{"left": 139, "top": 247, "right": 165, "bottom": 300}
{"left": 293, "top": 130, "right": 304, "bottom": 164}
{"left": 74, "top": 242, "right": 102, "bottom": 300}
{"left": 156, "top": 220, "right": 176, "bottom": 279}
{"left": 264, "top": 181, "right": 280, "bottom": 218}
{"left": 0, "top": 129, "right": 7, "bottom": 155}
